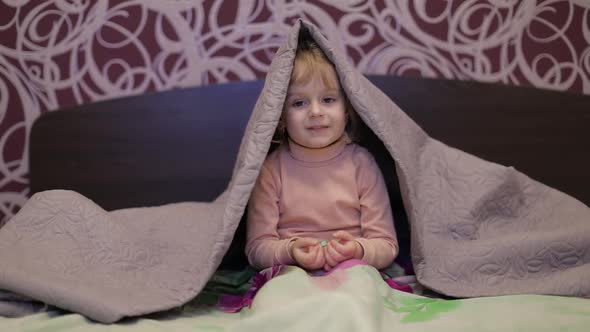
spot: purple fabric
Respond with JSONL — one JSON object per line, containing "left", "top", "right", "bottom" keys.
{"left": 218, "top": 265, "right": 284, "bottom": 313}
{"left": 383, "top": 278, "right": 413, "bottom": 294}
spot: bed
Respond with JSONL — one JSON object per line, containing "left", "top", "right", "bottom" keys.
{"left": 1, "top": 74, "right": 590, "bottom": 330}
{"left": 28, "top": 74, "right": 590, "bottom": 266}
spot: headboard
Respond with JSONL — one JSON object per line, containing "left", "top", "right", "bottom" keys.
{"left": 30, "top": 80, "right": 261, "bottom": 210}
{"left": 29, "top": 75, "right": 590, "bottom": 265}
{"left": 30, "top": 75, "right": 590, "bottom": 206}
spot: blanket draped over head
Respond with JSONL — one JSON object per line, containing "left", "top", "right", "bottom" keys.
{"left": 1, "top": 20, "right": 589, "bottom": 323}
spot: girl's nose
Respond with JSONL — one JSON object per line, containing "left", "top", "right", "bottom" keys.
{"left": 309, "top": 101, "right": 324, "bottom": 117}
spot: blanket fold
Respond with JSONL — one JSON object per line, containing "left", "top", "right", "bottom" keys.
{"left": 1, "top": 19, "right": 589, "bottom": 322}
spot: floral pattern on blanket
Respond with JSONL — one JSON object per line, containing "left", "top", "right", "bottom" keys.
{"left": 231, "top": 264, "right": 589, "bottom": 331}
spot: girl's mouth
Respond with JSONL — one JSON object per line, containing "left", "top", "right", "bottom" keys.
{"left": 307, "top": 125, "right": 329, "bottom": 130}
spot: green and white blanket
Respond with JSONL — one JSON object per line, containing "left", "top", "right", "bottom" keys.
{"left": 2, "top": 264, "right": 588, "bottom": 331}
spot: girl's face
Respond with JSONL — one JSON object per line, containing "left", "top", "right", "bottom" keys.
{"left": 284, "top": 70, "right": 346, "bottom": 150}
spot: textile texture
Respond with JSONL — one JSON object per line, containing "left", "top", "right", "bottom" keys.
{"left": 0, "top": 20, "right": 588, "bottom": 323}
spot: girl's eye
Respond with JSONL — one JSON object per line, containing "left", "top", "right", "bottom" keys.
{"left": 291, "top": 100, "right": 305, "bottom": 108}
{"left": 323, "top": 97, "right": 336, "bottom": 104}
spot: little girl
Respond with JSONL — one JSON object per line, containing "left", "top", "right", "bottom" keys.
{"left": 245, "top": 32, "right": 398, "bottom": 272}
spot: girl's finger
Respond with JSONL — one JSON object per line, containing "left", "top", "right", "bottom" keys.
{"left": 303, "top": 246, "right": 324, "bottom": 270}
{"left": 314, "top": 248, "right": 325, "bottom": 268}
{"left": 295, "top": 237, "right": 319, "bottom": 248}
{"left": 331, "top": 238, "right": 349, "bottom": 253}
{"left": 311, "top": 245, "right": 321, "bottom": 258}
{"left": 325, "top": 242, "right": 346, "bottom": 266}
{"left": 316, "top": 245, "right": 325, "bottom": 260}
{"left": 309, "top": 245, "right": 319, "bottom": 260}
{"left": 332, "top": 238, "right": 360, "bottom": 259}
{"left": 323, "top": 244, "right": 338, "bottom": 267}
{"left": 324, "top": 252, "right": 338, "bottom": 268}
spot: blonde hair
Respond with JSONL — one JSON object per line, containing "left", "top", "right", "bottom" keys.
{"left": 290, "top": 43, "right": 340, "bottom": 91}
{"left": 273, "top": 38, "right": 361, "bottom": 144}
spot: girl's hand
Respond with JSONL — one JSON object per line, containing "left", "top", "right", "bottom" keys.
{"left": 324, "top": 231, "right": 364, "bottom": 270}
{"left": 290, "top": 238, "right": 326, "bottom": 270}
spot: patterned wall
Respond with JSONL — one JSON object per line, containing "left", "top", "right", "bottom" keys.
{"left": 2, "top": 0, "right": 590, "bottom": 223}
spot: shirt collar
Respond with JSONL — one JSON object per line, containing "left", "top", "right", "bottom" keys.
{"left": 287, "top": 133, "right": 350, "bottom": 163}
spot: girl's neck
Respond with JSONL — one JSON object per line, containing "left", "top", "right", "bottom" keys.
{"left": 287, "top": 134, "right": 349, "bottom": 163}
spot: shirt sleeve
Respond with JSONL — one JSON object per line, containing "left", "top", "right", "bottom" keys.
{"left": 354, "top": 148, "right": 399, "bottom": 269}
{"left": 245, "top": 161, "right": 295, "bottom": 269}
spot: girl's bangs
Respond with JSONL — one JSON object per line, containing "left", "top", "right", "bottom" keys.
{"left": 291, "top": 53, "right": 339, "bottom": 90}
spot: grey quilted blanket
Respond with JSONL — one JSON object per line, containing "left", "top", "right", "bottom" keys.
{"left": 1, "top": 20, "right": 589, "bottom": 323}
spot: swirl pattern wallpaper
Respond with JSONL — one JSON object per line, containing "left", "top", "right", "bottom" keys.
{"left": 1, "top": 0, "right": 590, "bottom": 223}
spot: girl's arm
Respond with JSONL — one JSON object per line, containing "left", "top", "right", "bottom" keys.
{"left": 245, "top": 163, "right": 295, "bottom": 269}
{"left": 355, "top": 149, "right": 399, "bottom": 269}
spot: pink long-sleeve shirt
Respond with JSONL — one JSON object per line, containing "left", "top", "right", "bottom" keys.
{"left": 245, "top": 138, "right": 398, "bottom": 270}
